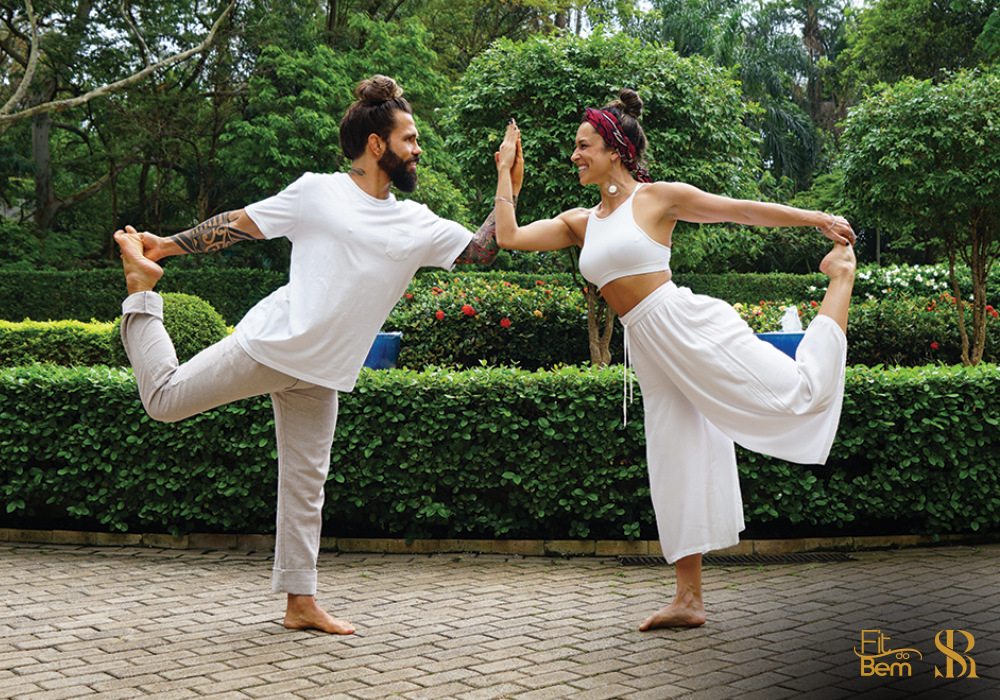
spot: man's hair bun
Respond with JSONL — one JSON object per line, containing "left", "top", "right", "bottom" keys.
{"left": 355, "top": 75, "right": 404, "bottom": 103}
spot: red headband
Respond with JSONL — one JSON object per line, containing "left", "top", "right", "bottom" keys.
{"left": 584, "top": 108, "right": 651, "bottom": 183}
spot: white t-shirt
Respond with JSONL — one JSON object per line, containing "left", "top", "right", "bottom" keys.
{"left": 234, "top": 172, "right": 473, "bottom": 391}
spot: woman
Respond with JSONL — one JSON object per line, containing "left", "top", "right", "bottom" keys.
{"left": 493, "top": 90, "right": 856, "bottom": 630}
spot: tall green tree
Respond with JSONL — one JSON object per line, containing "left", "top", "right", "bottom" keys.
{"left": 0, "top": 0, "right": 236, "bottom": 235}
{"left": 639, "top": 0, "right": 847, "bottom": 191}
{"left": 844, "top": 0, "right": 998, "bottom": 86}
{"left": 840, "top": 69, "right": 1000, "bottom": 365}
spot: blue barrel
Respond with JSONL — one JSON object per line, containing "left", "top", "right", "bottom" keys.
{"left": 756, "top": 331, "right": 804, "bottom": 359}
{"left": 363, "top": 332, "right": 402, "bottom": 369}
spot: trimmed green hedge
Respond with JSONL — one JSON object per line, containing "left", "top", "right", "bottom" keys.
{"left": 3, "top": 363, "right": 999, "bottom": 540}
{"left": 0, "top": 268, "right": 288, "bottom": 325}
{"left": 1, "top": 293, "right": 231, "bottom": 367}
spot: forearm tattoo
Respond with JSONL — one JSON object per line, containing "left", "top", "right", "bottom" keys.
{"left": 455, "top": 196, "right": 516, "bottom": 265}
{"left": 169, "top": 211, "right": 257, "bottom": 255}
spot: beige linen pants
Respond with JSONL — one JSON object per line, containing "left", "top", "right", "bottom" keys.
{"left": 120, "top": 291, "right": 337, "bottom": 595}
{"left": 620, "top": 282, "right": 847, "bottom": 564}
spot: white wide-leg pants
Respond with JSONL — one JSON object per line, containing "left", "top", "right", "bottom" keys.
{"left": 120, "top": 291, "right": 338, "bottom": 595}
{"left": 620, "top": 283, "right": 847, "bottom": 564}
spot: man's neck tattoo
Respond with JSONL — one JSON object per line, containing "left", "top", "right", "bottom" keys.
{"left": 350, "top": 167, "right": 366, "bottom": 177}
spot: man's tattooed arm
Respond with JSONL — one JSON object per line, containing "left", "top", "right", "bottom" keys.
{"left": 168, "top": 211, "right": 260, "bottom": 255}
{"left": 455, "top": 196, "right": 517, "bottom": 265}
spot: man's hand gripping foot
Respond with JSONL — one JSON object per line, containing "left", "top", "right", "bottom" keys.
{"left": 114, "top": 226, "right": 163, "bottom": 295}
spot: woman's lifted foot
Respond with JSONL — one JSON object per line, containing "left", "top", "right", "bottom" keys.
{"left": 820, "top": 241, "right": 856, "bottom": 282}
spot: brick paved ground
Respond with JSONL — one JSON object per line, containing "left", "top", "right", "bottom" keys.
{"left": 2, "top": 542, "right": 999, "bottom": 699}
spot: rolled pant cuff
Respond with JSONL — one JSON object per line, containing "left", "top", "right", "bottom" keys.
{"left": 121, "top": 290, "right": 163, "bottom": 318}
{"left": 272, "top": 568, "right": 318, "bottom": 596}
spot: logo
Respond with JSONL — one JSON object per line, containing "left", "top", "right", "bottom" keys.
{"left": 855, "top": 629, "right": 979, "bottom": 679}
{"left": 935, "top": 630, "right": 978, "bottom": 679}
{"left": 855, "top": 630, "right": 922, "bottom": 677}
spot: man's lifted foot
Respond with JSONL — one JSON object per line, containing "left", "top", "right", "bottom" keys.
{"left": 114, "top": 227, "right": 163, "bottom": 295}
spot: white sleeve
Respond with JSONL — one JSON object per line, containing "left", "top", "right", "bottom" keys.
{"left": 243, "top": 174, "right": 310, "bottom": 241}
{"left": 411, "top": 203, "right": 475, "bottom": 270}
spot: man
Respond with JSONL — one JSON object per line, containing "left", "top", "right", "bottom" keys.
{"left": 113, "top": 75, "right": 521, "bottom": 634}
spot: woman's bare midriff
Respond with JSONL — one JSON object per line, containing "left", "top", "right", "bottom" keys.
{"left": 599, "top": 270, "right": 673, "bottom": 316}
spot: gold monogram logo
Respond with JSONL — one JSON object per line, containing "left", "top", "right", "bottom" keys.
{"left": 934, "top": 630, "right": 978, "bottom": 679}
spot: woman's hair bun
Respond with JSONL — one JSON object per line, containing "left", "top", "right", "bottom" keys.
{"left": 355, "top": 75, "right": 404, "bottom": 103}
{"left": 618, "top": 89, "right": 643, "bottom": 119}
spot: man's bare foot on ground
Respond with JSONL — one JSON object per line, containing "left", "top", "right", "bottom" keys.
{"left": 638, "top": 600, "right": 707, "bottom": 631}
{"left": 114, "top": 228, "right": 163, "bottom": 295}
{"left": 283, "top": 594, "right": 355, "bottom": 635}
{"left": 819, "top": 242, "right": 856, "bottom": 281}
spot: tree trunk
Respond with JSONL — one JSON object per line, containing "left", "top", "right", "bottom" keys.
{"left": 32, "top": 110, "right": 57, "bottom": 230}
{"left": 947, "top": 234, "right": 972, "bottom": 366}
{"left": 965, "top": 208, "right": 995, "bottom": 366}
{"left": 583, "top": 282, "right": 614, "bottom": 367}
{"left": 567, "top": 248, "right": 616, "bottom": 366}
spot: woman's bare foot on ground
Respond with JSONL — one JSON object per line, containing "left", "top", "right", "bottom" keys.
{"left": 283, "top": 594, "right": 355, "bottom": 635}
{"left": 819, "top": 242, "right": 856, "bottom": 281}
{"left": 114, "top": 229, "right": 163, "bottom": 294}
{"left": 638, "top": 600, "right": 707, "bottom": 631}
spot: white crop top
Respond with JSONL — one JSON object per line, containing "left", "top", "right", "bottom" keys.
{"left": 578, "top": 184, "right": 672, "bottom": 289}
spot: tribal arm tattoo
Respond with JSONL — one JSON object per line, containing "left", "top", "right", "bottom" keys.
{"left": 168, "top": 211, "right": 258, "bottom": 255}
{"left": 455, "top": 196, "right": 517, "bottom": 265}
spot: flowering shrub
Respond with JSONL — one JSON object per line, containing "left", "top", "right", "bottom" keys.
{"left": 384, "top": 274, "right": 619, "bottom": 369}
{"left": 852, "top": 263, "right": 1000, "bottom": 305}
{"left": 846, "top": 294, "right": 1000, "bottom": 366}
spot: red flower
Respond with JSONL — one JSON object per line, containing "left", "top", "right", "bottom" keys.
{"left": 432, "top": 287, "right": 443, "bottom": 294}
{"left": 435, "top": 310, "right": 445, "bottom": 321}
{"left": 536, "top": 280, "right": 545, "bottom": 286}
{"left": 462, "top": 304, "right": 475, "bottom": 316}
{"left": 404, "top": 293, "right": 413, "bottom": 299}
{"left": 500, "top": 318, "right": 511, "bottom": 328}
{"left": 810, "top": 300, "right": 818, "bottom": 308}
{"left": 931, "top": 342, "right": 939, "bottom": 350}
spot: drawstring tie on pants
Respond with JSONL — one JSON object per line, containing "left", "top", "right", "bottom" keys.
{"left": 622, "top": 322, "right": 634, "bottom": 427}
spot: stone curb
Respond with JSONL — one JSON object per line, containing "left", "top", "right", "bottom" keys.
{"left": 3, "top": 527, "right": 999, "bottom": 556}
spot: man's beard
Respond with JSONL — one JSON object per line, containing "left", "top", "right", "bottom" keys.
{"left": 379, "top": 146, "right": 419, "bottom": 193}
